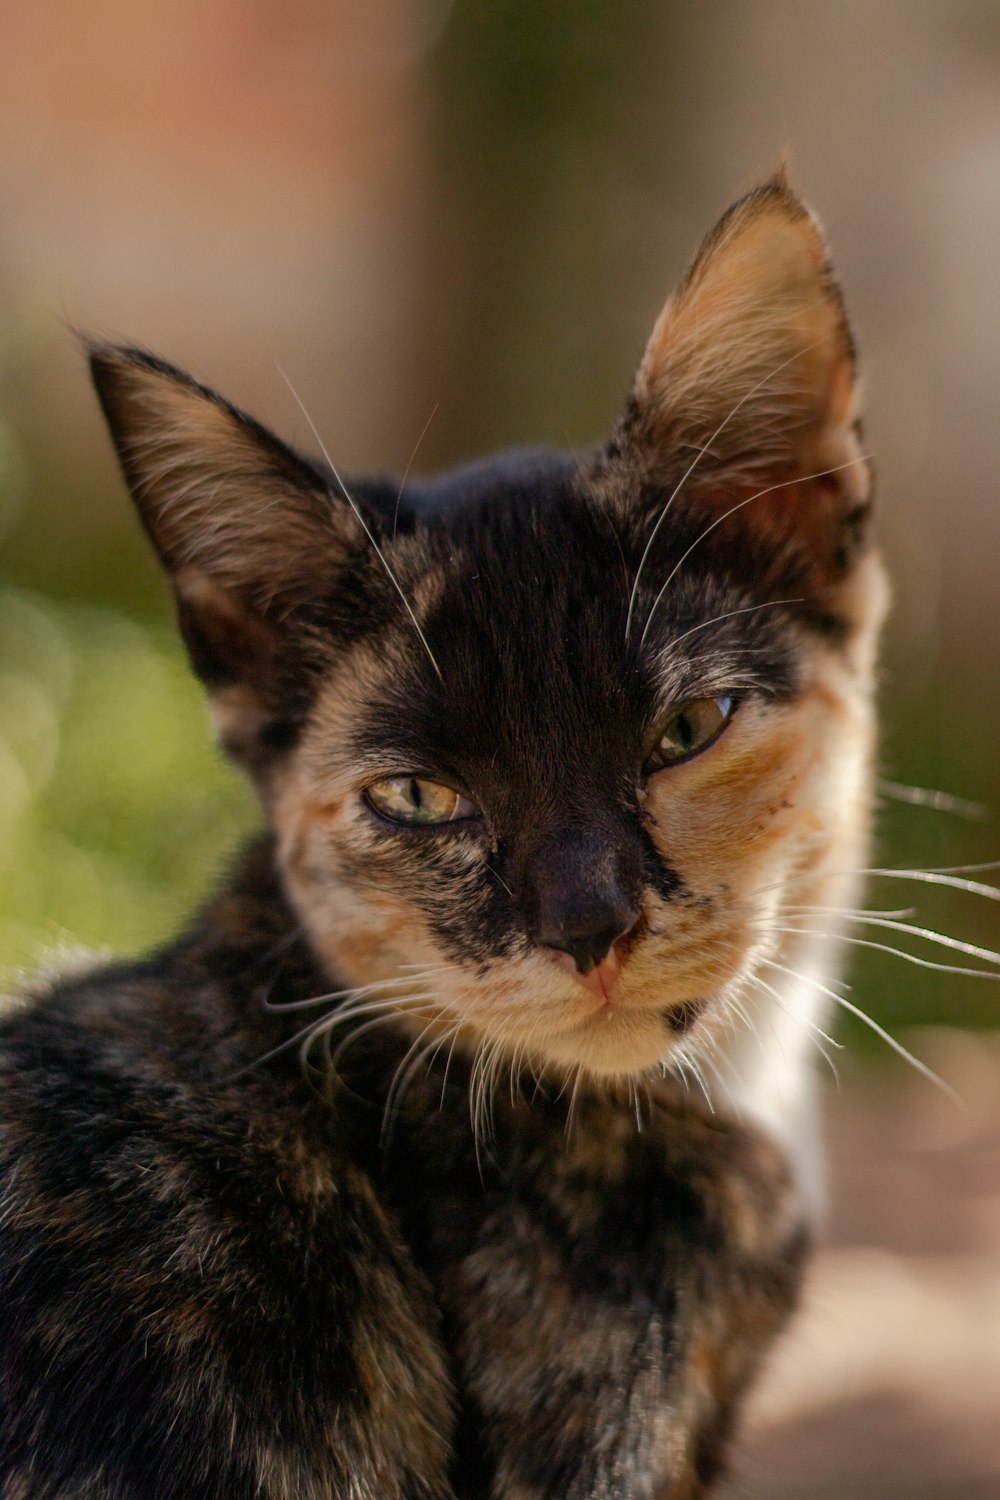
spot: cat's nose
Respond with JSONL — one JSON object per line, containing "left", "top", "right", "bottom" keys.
{"left": 540, "top": 911, "right": 637, "bottom": 976}
{"left": 527, "top": 826, "right": 642, "bottom": 975}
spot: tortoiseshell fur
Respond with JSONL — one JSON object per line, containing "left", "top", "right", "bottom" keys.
{"left": 2, "top": 181, "right": 884, "bottom": 1496}
{"left": 2, "top": 841, "right": 805, "bottom": 1498}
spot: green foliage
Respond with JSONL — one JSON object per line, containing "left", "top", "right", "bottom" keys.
{"left": 0, "top": 588, "right": 254, "bottom": 981}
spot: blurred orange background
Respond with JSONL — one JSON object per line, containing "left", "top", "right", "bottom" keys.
{"left": 2, "top": 4, "right": 999, "bottom": 1494}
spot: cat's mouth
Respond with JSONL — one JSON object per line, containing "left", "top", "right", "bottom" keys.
{"left": 539, "top": 989, "right": 715, "bottom": 1078}
{"left": 572, "top": 992, "right": 709, "bottom": 1032}
{"left": 549, "top": 948, "right": 622, "bottom": 1004}
{"left": 543, "top": 918, "right": 712, "bottom": 1035}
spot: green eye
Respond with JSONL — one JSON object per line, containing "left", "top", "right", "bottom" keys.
{"left": 364, "top": 775, "right": 480, "bottom": 827}
{"left": 649, "top": 695, "right": 735, "bottom": 770}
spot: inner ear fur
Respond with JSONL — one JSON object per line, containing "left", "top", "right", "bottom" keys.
{"left": 622, "top": 177, "right": 872, "bottom": 583}
{"left": 88, "top": 343, "right": 361, "bottom": 761}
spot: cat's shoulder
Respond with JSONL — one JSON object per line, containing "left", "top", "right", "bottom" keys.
{"left": 0, "top": 838, "right": 340, "bottom": 1215}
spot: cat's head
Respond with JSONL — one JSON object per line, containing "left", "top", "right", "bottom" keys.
{"left": 90, "top": 179, "right": 887, "bottom": 1080}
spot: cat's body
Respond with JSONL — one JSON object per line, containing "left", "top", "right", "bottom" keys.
{"left": 2, "top": 839, "right": 804, "bottom": 1498}
{"left": 1, "top": 180, "right": 886, "bottom": 1497}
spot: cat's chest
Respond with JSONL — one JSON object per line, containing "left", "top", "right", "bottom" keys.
{"left": 369, "top": 1084, "right": 778, "bottom": 1317}
{"left": 348, "top": 1085, "right": 804, "bottom": 1498}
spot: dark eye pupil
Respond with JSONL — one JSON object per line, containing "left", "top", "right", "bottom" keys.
{"left": 675, "top": 712, "right": 695, "bottom": 750}
{"left": 409, "top": 777, "right": 422, "bottom": 810}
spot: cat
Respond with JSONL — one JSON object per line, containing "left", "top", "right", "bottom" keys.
{"left": 0, "top": 176, "right": 886, "bottom": 1499}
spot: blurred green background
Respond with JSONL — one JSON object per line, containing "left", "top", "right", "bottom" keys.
{"left": 2, "top": 5, "right": 999, "bottom": 1492}
{"left": 1, "top": 0, "right": 997, "bottom": 1033}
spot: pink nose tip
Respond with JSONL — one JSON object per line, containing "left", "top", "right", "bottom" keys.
{"left": 552, "top": 946, "right": 622, "bottom": 1001}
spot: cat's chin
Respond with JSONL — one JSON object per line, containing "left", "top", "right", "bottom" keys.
{"left": 536, "top": 1004, "right": 699, "bottom": 1079}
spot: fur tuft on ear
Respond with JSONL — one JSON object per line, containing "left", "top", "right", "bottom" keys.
{"left": 620, "top": 178, "right": 872, "bottom": 587}
{"left": 88, "top": 343, "right": 364, "bottom": 766}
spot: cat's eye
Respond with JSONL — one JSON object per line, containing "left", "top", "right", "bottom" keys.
{"left": 364, "top": 775, "right": 480, "bottom": 827}
{"left": 647, "top": 695, "right": 735, "bottom": 771}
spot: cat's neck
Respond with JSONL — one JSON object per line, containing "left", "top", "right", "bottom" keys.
{"left": 707, "top": 853, "right": 874, "bottom": 1214}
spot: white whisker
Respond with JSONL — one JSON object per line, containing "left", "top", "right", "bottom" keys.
{"left": 674, "top": 1045, "right": 714, "bottom": 1111}
{"left": 695, "top": 1044, "right": 744, "bottom": 1120}
{"left": 316, "top": 996, "right": 440, "bottom": 1072}
{"left": 654, "top": 598, "right": 804, "bottom": 656}
{"left": 773, "top": 903, "right": 915, "bottom": 921}
{"left": 747, "top": 973, "right": 842, "bottom": 1089}
{"left": 487, "top": 863, "right": 515, "bottom": 897}
{"left": 264, "top": 969, "right": 445, "bottom": 1013}
{"left": 748, "top": 970, "right": 843, "bottom": 1052}
{"left": 278, "top": 366, "right": 443, "bottom": 680}
{"left": 627, "top": 1076, "right": 643, "bottom": 1131}
{"left": 381, "top": 1019, "right": 447, "bottom": 1141}
{"left": 224, "top": 994, "right": 423, "bottom": 1080}
{"left": 781, "top": 908, "right": 1000, "bottom": 970}
{"left": 750, "top": 861, "right": 1000, "bottom": 906}
{"left": 638, "top": 456, "right": 869, "bottom": 649}
{"left": 392, "top": 401, "right": 440, "bottom": 539}
{"left": 565, "top": 1063, "right": 585, "bottom": 1138}
{"left": 877, "top": 779, "right": 989, "bottom": 821}
{"left": 624, "top": 339, "right": 828, "bottom": 642}
{"left": 867, "top": 865, "right": 1000, "bottom": 903}
{"left": 766, "top": 922, "right": 1000, "bottom": 983}
{"left": 760, "top": 957, "right": 961, "bottom": 1105}
{"left": 313, "top": 1011, "right": 400, "bottom": 1072}
{"left": 439, "top": 1023, "right": 464, "bottom": 1109}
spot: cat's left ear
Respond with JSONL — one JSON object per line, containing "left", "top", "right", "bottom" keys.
{"left": 88, "top": 344, "right": 367, "bottom": 767}
{"left": 618, "top": 177, "right": 871, "bottom": 586}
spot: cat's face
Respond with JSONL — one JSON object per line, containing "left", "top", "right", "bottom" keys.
{"left": 268, "top": 458, "right": 884, "bottom": 1079}
{"left": 90, "top": 179, "right": 887, "bottom": 1080}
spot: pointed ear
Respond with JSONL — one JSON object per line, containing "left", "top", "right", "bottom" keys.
{"left": 88, "top": 344, "right": 359, "bottom": 765}
{"left": 622, "top": 179, "right": 871, "bottom": 583}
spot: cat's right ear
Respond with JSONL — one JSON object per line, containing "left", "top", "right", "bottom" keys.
{"left": 88, "top": 344, "right": 361, "bottom": 764}
{"left": 613, "top": 179, "right": 871, "bottom": 596}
